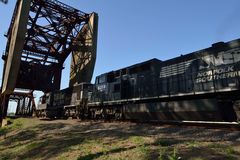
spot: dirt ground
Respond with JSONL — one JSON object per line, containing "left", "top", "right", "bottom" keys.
{"left": 0, "top": 118, "right": 240, "bottom": 160}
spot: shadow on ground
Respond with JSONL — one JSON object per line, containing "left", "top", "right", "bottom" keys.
{"left": 0, "top": 120, "right": 240, "bottom": 160}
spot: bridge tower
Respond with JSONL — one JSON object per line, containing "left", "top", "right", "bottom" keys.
{"left": 0, "top": 0, "right": 98, "bottom": 126}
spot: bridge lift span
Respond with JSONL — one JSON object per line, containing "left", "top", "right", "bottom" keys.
{"left": 0, "top": 0, "right": 98, "bottom": 126}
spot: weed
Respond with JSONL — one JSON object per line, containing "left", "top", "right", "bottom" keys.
{"left": 168, "top": 148, "right": 179, "bottom": 160}
{"left": 158, "top": 147, "right": 181, "bottom": 160}
{"left": 158, "top": 147, "right": 166, "bottom": 160}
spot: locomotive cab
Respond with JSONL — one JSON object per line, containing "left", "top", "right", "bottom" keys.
{"left": 64, "top": 83, "right": 93, "bottom": 119}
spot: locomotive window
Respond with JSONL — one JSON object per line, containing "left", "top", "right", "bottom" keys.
{"left": 99, "top": 75, "right": 106, "bottom": 84}
{"left": 95, "top": 77, "right": 99, "bottom": 84}
{"left": 39, "top": 95, "right": 46, "bottom": 104}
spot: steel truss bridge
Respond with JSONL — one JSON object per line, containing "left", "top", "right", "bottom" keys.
{"left": 0, "top": 0, "right": 98, "bottom": 126}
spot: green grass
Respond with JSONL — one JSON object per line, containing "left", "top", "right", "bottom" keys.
{"left": 207, "top": 143, "right": 236, "bottom": 154}
{"left": 138, "top": 145, "right": 151, "bottom": 159}
{"left": 0, "top": 118, "right": 23, "bottom": 136}
{"left": 129, "top": 136, "right": 145, "bottom": 145}
{"left": 25, "top": 142, "right": 43, "bottom": 151}
{"left": 0, "top": 127, "right": 8, "bottom": 136}
{"left": 1, "top": 118, "right": 240, "bottom": 160}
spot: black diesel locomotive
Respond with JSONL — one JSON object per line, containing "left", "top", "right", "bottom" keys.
{"left": 37, "top": 39, "right": 240, "bottom": 122}
{"left": 37, "top": 83, "right": 93, "bottom": 119}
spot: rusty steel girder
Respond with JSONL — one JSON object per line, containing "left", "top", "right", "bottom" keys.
{"left": 11, "top": 91, "right": 36, "bottom": 117}
{"left": 3, "top": 0, "right": 90, "bottom": 92}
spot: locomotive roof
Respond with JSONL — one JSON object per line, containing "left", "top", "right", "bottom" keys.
{"left": 107, "top": 58, "right": 162, "bottom": 75}
{"left": 126, "top": 58, "right": 161, "bottom": 69}
{"left": 161, "top": 38, "right": 240, "bottom": 65}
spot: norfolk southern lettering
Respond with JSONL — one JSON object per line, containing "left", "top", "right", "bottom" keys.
{"left": 196, "top": 65, "right": 240, "bottom": 83}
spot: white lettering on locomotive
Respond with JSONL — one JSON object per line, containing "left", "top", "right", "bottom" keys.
{"left": 195, "top": 65, "right": 240, "bottom": 83}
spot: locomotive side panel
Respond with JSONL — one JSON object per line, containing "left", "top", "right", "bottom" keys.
{"left": 123, "top": 98, "right": 221, "bottom": 121}
{"left": 159, "top": 44, "right": 240, "bottom": 96}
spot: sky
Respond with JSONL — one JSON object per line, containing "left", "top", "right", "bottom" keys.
{"left": 1, "top": 0, "right": 240, "bottom": 112}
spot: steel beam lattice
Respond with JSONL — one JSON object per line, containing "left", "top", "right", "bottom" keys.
{"left": 3, "top": 0, "right": 90, "bottom": 92}
{"left": 10, "top": 91, "right": 36, "bottom": 117}
{"left": 1, "top": 0, "right": 98, "bottom": 125}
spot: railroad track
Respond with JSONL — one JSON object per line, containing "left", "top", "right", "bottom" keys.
{"left": 77, "top": 118, "right": 240, "bottom": 131}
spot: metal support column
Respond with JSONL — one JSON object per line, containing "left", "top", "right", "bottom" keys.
{"left": 0, "top": 94, "right": 9, "bottom": 127}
